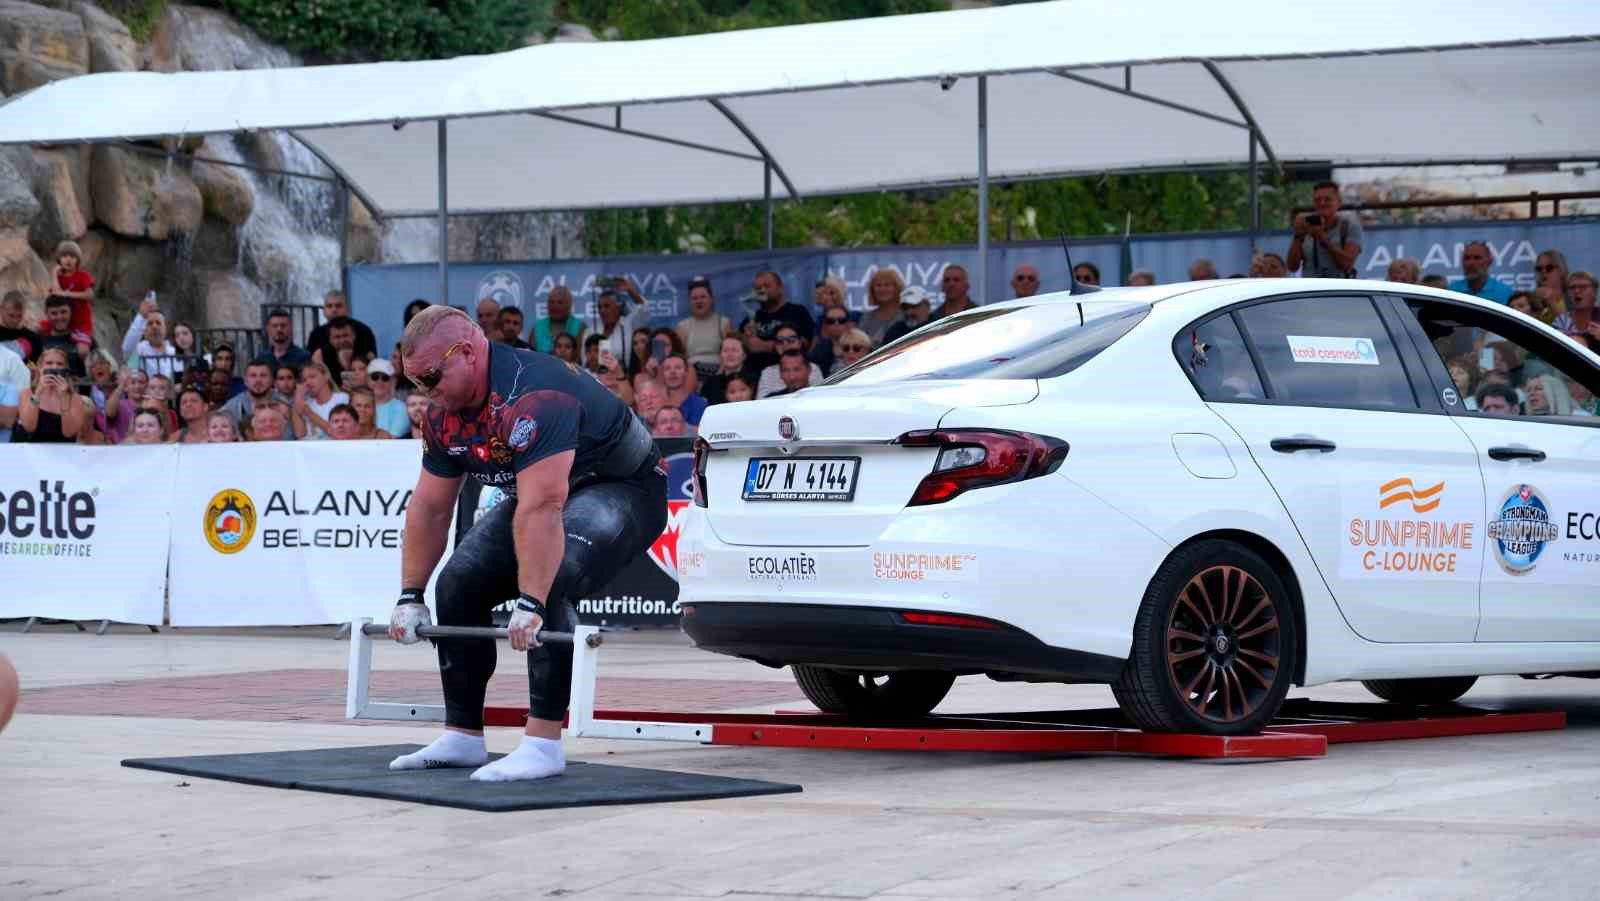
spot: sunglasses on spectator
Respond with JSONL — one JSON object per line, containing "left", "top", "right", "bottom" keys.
{"left": 369, "top": 373, "right": 392, "bottom": 381}
{"left": 776, "top": 335, "right": 802, "bottom": 344}
{"left": 823, "top": 315, "right": 849, "bottom": 324}
{"left": 838, "top": 343, "right": 869, "bottom": 353}
{"left": 1535, "top": 264, "right": 1558, "bottom": 272}
{"left": 412, "top": 341, "right": 466, "bottom": 389}
{"left": 1015, "top": 274, "right": 1038, "bottom": 282}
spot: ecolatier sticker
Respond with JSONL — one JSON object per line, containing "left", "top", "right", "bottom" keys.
{"left": 747, "top": 553, "right": 818, "bottom": 582}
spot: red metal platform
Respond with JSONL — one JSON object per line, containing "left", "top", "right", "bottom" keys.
{"left": 478, "top": 699, "right": 1565, "bottom": 760}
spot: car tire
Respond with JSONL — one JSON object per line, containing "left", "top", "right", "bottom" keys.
{"left": 1361, "top": 676, "right": 1477, "bottom": 705}
{"left": 1112, "top": 539, "right": 1299, "bottom": 736}
{"left": 791, "top": 665, "right": 955, "bottom": 718}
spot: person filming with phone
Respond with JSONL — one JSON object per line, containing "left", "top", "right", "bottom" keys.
{"left": 1287, "top": 180, "right": 1363, "bottom": 279}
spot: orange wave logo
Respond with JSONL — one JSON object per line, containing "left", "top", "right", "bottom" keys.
{"left": 1378, "top": 478, "right": 1444, "bottom": 514}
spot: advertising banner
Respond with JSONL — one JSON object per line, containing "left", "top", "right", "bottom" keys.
{"left": 350, "top": 218, "right": 1600, "bottom": 341}
{"left": 167, "top": 440, "right": 433, "bottom": 627}
{"left": 0, "top": 445, "right": 175, "bottom": 624}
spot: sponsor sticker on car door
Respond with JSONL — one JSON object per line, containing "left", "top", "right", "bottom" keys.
{"left": 1340, "top": 477, "right": 1482, "bottom": 579}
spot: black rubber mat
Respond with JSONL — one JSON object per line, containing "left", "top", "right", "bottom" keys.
{"left": 122, "top": 744, "right": 801, "bottom": 812}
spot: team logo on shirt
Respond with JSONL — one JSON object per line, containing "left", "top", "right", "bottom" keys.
{"left": 509, "top": 416, "right": 538, "bottom": 450}
{"left": 203, "top": 489, "right": 257, "bottom": 554}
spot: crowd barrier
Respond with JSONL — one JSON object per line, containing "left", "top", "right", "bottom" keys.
{"left": 0, "top": 437, "right": 693, "bottom": 628}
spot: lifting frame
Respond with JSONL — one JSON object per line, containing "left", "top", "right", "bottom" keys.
{"left": 344, "top": 619, "right": 1566, "bottom": 760}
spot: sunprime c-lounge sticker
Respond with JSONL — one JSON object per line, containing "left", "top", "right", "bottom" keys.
{"left": 1287, "top": 335, "right": 1380, "bottom": 366}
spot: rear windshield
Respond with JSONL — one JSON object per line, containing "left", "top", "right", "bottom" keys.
{"left": 826, "top": 301, "right": 1149, "bottom": 385}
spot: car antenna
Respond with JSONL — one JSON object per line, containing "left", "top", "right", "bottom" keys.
{"left": 1059, "top": 233, "right": 1094, "bottom": 325}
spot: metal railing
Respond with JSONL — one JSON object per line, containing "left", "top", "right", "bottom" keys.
{"left": 1294, "top": 190, "right": 1600, "bottom": 220}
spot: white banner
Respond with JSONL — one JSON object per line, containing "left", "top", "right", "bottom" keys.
{"left": 167, "top": 440, "right": 439, "bottom": 626}
{"left": 0, "top": 445, "right": 175, "bottom": 624}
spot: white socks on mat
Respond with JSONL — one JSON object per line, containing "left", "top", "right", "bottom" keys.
{"left": 388, "top": 731, "right": 489, "bottom": 770}
{"left": 470, "top": 736, "right": 566, "bottom": 782}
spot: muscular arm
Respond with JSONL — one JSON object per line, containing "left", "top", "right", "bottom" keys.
{"left": 512, "top": 449, "right": 574, "bottom": 602}
{"left": 400, "top": 469, "right": 463, "bottom": 591}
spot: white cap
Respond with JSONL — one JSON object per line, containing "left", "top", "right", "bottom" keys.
{"left": 366, "top": 358, "right": 395, "bottom": 377}
{"left": 900, "top": 285, "right": 932, "bottom": 307}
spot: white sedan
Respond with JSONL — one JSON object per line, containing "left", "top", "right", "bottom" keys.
{"left": 677, "top": 278, "right": 1600, "bottom": 735}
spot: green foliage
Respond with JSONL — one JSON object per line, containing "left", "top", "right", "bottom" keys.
{"left": 204, "top": 0, "right": 554, "bottom": 61}
{"left": 102, "top": 0, "right": 170, "bottom": 41}
{"left": 560, "top": 0, "right": 943, "bottom": 40}
{"left": 585, "top": 174, "right": 1313, "bottom": 258}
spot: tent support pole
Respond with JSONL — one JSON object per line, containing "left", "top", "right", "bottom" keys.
{"left": 1248, "top": 130, "right": 1260, "bottom": 252}
{"left": 764, "top": 163, "right": 774, "bottom": 250}
{"left": 437, "top": 119, "right": 448, "bottom": 304}
{"left": 336, "top": 177, "right": 350, "bottom": 299}
{"left": 977, "top": 75, "right": 989, "bottom": 305}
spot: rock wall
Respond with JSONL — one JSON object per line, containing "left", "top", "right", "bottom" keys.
{"left": 0, "top": 1, "right": 581, "bottom": 350}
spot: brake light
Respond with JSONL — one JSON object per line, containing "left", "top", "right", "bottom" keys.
{"left": 895, "top": 429, "right": 1068, "bottom": 506}
{"left": 691, "top": 438, "right": 710, "bottom": 507}
{"left": 900, "top": 611, "right": 1000, "bottom": 630}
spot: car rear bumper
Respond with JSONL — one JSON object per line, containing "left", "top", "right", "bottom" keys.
{"left": 680, "top": 602, "right": 1127, "bottom": 683}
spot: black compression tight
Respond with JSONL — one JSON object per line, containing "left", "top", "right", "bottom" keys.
{"left": 432, "top": 468, "right": 667, "bottom": 729}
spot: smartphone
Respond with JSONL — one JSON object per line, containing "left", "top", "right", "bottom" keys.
{"left": 44, "top": 367, "right": 69, "bottom": 378}
{"left": 652, "top": 340, "right": 668, "bottom": 363}
{"left": 1305, "top": 214, "right": 1323, "bottom": 227}
{"left": 1478, "top": 347, "right": 1497, "bottom": 371}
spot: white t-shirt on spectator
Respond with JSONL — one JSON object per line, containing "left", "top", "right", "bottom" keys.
{"left": 303, "top": 391, "right": 349, "bottom": 440}
{"left": 0, "top": 344, "right": 28, "bottom": 395}
{"left": 134, "top": 340, "right": 185, "bottom": 378}
{"left": 757, "top": 361, "right": 823, "bottom": 398}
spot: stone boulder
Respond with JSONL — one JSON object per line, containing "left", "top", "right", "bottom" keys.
{"left": 91, "top": 145, "right": 204, "bottom": 240}
{"left": 0, "top": 239, "right": 50, "bottom": 303}
{"left": 0, "top": 1, "right": 88, "bottom": 93}
{"left": 346, "top": 194, "right": 380, "bottom": 264}
{"left": 195, "top": 268, "right": 266, "bottom": 329}
{"left": 71, "top": 1, "right": 139, "bottom": 73}
{"left": 191, "top": 159, "right": 255, "bottom": 225}
{"left": 189, "top": 214, "right": 241, "bottom": 270}
{"left": 26, "top": 149, "right": 89, "bottom": 256}
{"left": 0, "top": 151, "right": 42, "bottom": 230}
{"left": 107, "top": 236, "right": 165, "bottom": 307}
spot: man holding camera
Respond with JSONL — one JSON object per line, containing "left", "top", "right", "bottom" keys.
{"left": 1287, "top": 181, "right": 1363, "bottom": 279}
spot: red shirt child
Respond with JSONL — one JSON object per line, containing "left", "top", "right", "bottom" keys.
{"left": 50, "top": 240, "right": 95, "bottom": 346}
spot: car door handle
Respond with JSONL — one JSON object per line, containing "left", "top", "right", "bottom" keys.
{"left": 1487, "top": 446, "right": 1546, "bottom": 463}
{"left": 1270, "top": 437, "right": 1337, "bottom": 454}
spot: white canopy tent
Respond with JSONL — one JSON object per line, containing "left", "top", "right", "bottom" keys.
{"left": 2, "top": 0, "right": 1597, "bottom": 301}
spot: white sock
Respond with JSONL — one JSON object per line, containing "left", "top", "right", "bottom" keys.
{"left": 470, "top": 736, "right": 566, "bottom": 782}
{"left": 388, "top": 731, "right": 488, "bottom": 770}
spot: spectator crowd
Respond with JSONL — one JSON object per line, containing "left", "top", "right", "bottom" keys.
{"left": 1, "top": 188, "right": 1596, "bottom": 445}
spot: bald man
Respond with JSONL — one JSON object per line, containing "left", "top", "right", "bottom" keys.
{"left": 475, "top": 297, "right": 501, "bottom": 334}
{"left": 1010, "top": 264, "right": 1040, "bottom": 298}
{"left": 388, "top": 305, "right": 666, "bottom": 781}
{"left": 532, "top": 285, "right": 586, "bottom": 354}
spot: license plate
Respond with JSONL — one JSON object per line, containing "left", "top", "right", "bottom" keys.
{"left": 742, "top": 456, "right": 860, "bottom": 502}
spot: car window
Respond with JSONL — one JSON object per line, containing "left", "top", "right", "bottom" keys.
{"left": 825, "top": 301, "right": 1149, "bottom": 384}
{"left": 1173, "top": 313, "right": 1265, "bottom": 402}
{"left": 1235, "top": 295, "right": 1418, "bottom": 410}
{"left": 1403, "top": 298, "right": 1600, "bottom": 421}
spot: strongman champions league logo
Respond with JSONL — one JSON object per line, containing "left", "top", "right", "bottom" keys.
{"left": 203, "top": 489, "right": 257, "bottom": 555}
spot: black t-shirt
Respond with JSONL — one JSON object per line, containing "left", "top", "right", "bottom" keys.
{"left": 739, "top": 301, "right": 815, "bottom": 372}
{"left": 38, "top": 332, "right": 88, "bottom": 378}
{"left": 0, "top": 326, "right": 40, "bottom": 363}
{"left": 307, "top": 318, "right": 379, "bottom": 361}
{"left": 419, "top": 343, "right": 635, "bottom": 493}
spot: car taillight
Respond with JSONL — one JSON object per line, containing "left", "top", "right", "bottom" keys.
{"left": 895, "top": 429, "right": 1068, "bottom": 506}
{"left": 900, "top": 611, "right": 1000, "bottom": 630}
{"left": 691, "top": 437, "right": 710, "bottom": 507}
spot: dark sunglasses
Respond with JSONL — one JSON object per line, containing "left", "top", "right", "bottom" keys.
{"left": 369, "top": 373, "right": 392, "bottom": 381}
{"left": 838, "top": 343, "right": 869, "bottom": 353}
{"left": 823, "top": 315, "right": 850, "bottom": 324}
{"left": 411, "top": 341, "right": 466, "bottom": 389}
{"left": 1534, "top": 264, "right": 1558, "bottom": 272}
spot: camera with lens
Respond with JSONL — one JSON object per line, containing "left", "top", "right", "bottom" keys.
{"left": 1305, "top": 214, "right": 1323, "bottom": 227}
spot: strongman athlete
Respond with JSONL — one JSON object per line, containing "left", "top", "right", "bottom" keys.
{"left": 387, "top": 306, "right": 666, "bottom": 781}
